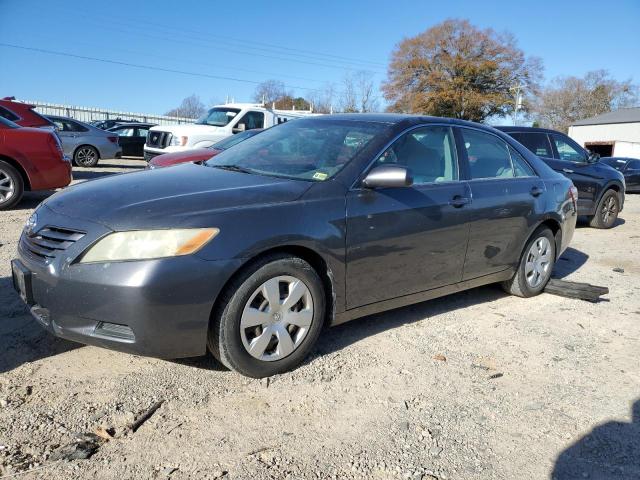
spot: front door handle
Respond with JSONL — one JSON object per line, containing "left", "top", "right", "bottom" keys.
{"left": 563, "top": 168, "right": 574, "bottom": 174}
{"left": 449, "top": 196, "right": 470, "bottom": 208}
{"left": 530, "top": 186, "right": 544, "bottom": 197}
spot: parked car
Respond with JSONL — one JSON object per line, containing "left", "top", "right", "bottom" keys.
{"left": 46, "top": 115, "right": 122, "bottom": 167}
{"left": 148, "top": 128, "right": 263, "bottom": 169}
{"left": 599, "top": 157, "right": 640, "bottom": 192}
{"left": 107, "top": 123, "right": 156, "bottom": 157}
{"left": 0, "top": 116, "right": 71, "bottom": 209}
{"left": 90, "top": 118, "right": 139, "bottom": 130}
{"left": 12, "top": 115, "right": 577, "bottom": 377}
{"left": 0, "top": 97, "right": 54, "bottom": 128}
{"left": 144, "top": 103, "right": 316, "bottom": 162}
{"left": 498, "top": 126, "right": 625, "bottom": 228}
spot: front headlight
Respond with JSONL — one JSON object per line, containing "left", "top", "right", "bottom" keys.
{"left": 170, "top": 135, "right": 188, "bottom": 146}
{"left": 79, "top": 228, "right": 219, "bottom": 263}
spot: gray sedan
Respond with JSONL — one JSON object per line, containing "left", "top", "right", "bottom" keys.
{"left": 46, "top": 115, "right": 122, "bottom": 167}
{"left": 12, "top": 114, "right": 577, "bottom": 378}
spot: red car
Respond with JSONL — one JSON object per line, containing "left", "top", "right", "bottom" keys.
{"left": 0, "top": 97, "right": 54, "bottom": 128}
{"left": 148, "top": 128, "right": 263, "bottom": 169}
{"left": 0, "top": 116, "right": 72, "bottom": 209}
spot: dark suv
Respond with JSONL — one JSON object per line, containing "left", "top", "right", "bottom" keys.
{"left": 497, "top": 127, "right": 625, "bottom": 228}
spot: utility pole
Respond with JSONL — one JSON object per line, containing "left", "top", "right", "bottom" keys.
{"left": 511, "top": 82, "right": 525, "bottom": 126}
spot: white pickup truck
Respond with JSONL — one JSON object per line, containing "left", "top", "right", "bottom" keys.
{"left": 143, "top": 103, "right": 316, "bottom": 161}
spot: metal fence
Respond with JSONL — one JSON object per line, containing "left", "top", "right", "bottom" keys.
{"left": 20, "top": 100, "right": 195, "bottom": 125}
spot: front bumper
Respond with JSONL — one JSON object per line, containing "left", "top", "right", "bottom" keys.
{"left": 13, "top": 206, "right": 243, "bottom": 358}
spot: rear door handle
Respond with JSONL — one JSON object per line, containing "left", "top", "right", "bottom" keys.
{"left": 563, "top": 168, "right": 574, "bottom": 174}
{"left": 530, "top": 186, "right": 544, "bottom": 197}
{"left": 449, "top": 196, "right": 470, "bottom": 208}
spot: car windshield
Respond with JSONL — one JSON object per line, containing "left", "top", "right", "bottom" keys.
{"left": 196, "top": 108, "right": 241, "bottom": 127}
{"left": 205, "top": 119, "right": 385, "bottom": 182}
{"left": 0, "top": 115, "right": 19, "bottom": 128}
{"left": 210, "top": 129, "right": 261, "bottom": 150}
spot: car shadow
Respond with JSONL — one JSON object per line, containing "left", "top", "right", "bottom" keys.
{"left": 577, "top": 216, "right": 625, "bottom": 228}
{"left": 0, "top": 276, "right": 79, "bottom": 374}
{"left": 552, "top": 247, "right": 589, "bottom": 279}
{"left": 13, "top": 191, "right": 55, "bottom": 211}
{"left": 315, "top": 284, "right": 508, "bottom": 358}
{"left": 552, "top": 399, "right": 640, "bottom": 479}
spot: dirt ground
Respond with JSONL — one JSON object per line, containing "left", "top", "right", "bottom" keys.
{"left": 1, "top": 159, "right": 639, "bottom": 480}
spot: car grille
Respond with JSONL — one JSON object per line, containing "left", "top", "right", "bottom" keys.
{"left": 20, "top": 226, "right": 85, "bottom": 263}
{"left": 146, "top": 130, "right": 171, "bottom": 149}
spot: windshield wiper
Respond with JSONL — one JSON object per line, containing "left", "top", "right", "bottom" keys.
{"left": 211, "top": 164, "right": 254, "bottom": 174}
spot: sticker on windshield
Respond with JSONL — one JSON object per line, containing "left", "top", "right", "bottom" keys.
{"left": 312, "top": 172, "right": 328, "bottom": 181}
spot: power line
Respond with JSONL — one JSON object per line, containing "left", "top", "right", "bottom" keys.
{"left": 46, "top": 9, "right": 386, "bottom": 73}
{"left": 0, "top": 42, "right": 351, "bottom": 97}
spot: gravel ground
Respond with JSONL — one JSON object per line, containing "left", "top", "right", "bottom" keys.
{"left": 1, "top": 159, "right": 639, "bottom": 480}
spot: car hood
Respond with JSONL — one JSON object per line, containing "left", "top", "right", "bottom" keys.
{"left": 149, "top": 123, "right": 225, "bottom": 135}
{"left": 43, "top": 163, "right": 313, "bottom": 230}
{"left": 150, "top": 148, "right": 220, "bottom": 168}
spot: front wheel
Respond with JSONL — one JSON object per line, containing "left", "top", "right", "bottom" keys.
{"left": 208, "top": 254, "right": 326, "bottom": 378}
{"left": 73, "top": 146, "right": 99, "bottom": 167}
{"left": 588, "top": 189, "right": 620, "bottom": 229}
{"left": 502, "top": 227, "right": 556, "bottom": 298}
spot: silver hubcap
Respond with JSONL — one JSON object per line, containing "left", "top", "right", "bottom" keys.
{"left": 77, "top": 148, "right": 96, "bottom": 165}
{"left": 0, "top": 169, "right": 15, "bottom": 203}
{"left": 240, "top": 275, "right": 314, "bottom": 362}
{"left": 525, "top": 237, "right": 552, "bottom": 288}
{"left": 601, "top": 195, "right": 617, "bottom": 224}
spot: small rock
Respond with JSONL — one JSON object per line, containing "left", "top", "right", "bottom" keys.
{"left": 429, "top": 446, "right": 443, "bottom": 456}
{"left": 613, "top": 267, "right": 624, "bottom": 273}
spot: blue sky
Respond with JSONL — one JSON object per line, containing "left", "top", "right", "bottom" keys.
{"left": 0, "top": 0, "right": 638, "bottom": 115}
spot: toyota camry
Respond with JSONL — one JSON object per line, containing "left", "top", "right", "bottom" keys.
{"left": 12, "top": 114, "right": 577, "bottom": 378}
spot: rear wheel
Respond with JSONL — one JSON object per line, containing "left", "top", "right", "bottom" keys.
{"left": 588, "top": 189, "right": 619, "bottom": 229}
{"left": 73, "top": 146, "right": 99, "bottom": 167}
{"left": 0, "top": 160, "right": 24, "bottom": 210}
{"left": 502, "top": 227, "right": 555, "bottom": 298}
{"left": 208, "top": 254, "right": 325, "bottom": 378}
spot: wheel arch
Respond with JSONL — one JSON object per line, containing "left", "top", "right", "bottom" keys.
{"left": 211, "top": 245, "right": 336, "bottom": 329}
{"left": 0, "top": 154, "right": 31, "bottom": 190}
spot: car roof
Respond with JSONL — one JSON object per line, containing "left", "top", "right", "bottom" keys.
{"left": 109, "top": 123, "right": 156, "bottom": 128}
{"left": 312, "top": 113, "right": 498, "bottom": 129}
{"left": 495, "top": 126, "right": 564, "bottom": 135}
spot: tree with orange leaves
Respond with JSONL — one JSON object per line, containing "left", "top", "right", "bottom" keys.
{"left": 382, "top": 19, "right": 542, "bottom": 122}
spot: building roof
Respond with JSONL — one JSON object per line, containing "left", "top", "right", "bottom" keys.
{"left": 572, "top": 107, "right": 640, "bottom": 126}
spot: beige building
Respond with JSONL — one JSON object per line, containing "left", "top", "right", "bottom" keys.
{"left": 568, "top": 108, "right": 640, "bottom": 159}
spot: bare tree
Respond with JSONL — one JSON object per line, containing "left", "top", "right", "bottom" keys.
{"left": 532, "top": 70, "right": 638, "bottom": 132}
{"left": 253, "top": 80, "right": 291, "bottom": 107}
{"left": 338, "top": 71, "right": 379, "bottom": 113}
{"left": 165, "top": 94, "right": 206, "bottom": 119}
{"left": 382, "top": 19, "right": 542, "bottom": 122}
{"left": 308, "top": 83, "right": 337, "bottom": 113}
{"left": 340, "top": 73, "right": 359, "bottom": 113}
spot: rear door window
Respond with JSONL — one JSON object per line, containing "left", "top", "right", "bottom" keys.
{"left": 461, "top": 128, "right": 514, "bottom": 179}
{"left": 509, "top": 132, "right": 553, "bottom": 158}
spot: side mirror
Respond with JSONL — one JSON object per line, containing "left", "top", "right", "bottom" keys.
{"left": 233, "top": 123, "right": 246, "bottom": 134}
{"left": 588, "top": 151, "right": 600, "bottom": 163}
{"left": 362, "top": 165, "right": 413, "bottom": 189}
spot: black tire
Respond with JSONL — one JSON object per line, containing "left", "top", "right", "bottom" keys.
{"left": 588, "top": 189, "right": 620, "bottom": 229}
{"left": 0, "top": 160, "right": 24, "bottom": 210}
{"left": 208, "top": 254, "right": 326, "bottom": 378}
{"left": 502, "top": 226, "right": 556, "bottom": 298}
{"left": 73, "top": 145, "right": 100, "bottom": 167}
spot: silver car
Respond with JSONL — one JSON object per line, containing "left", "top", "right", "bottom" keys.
{"left": 46, "top": 115, "right": 122, "bottom": 167}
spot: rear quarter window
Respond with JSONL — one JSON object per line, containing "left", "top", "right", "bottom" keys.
{"left": 509, "top": 132, "right": 553, "bottom": 158}
{"left": 0, "top": 105, "right": 20, "bottom": 122}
